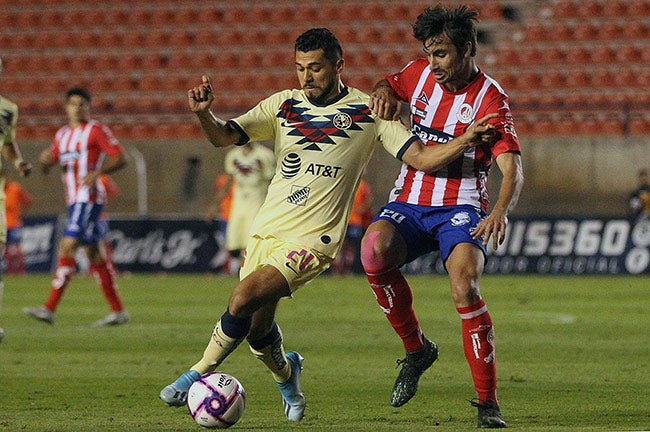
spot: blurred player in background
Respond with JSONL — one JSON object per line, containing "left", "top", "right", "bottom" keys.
{"left": 0, "top": 57, "right": 33, "bottom": 342}
{"left": 4, "top": 172, "right": 33, "bottom": 274}
{"left": 159, "top": 27, "right": 498, "bottom": 422}
{"left": 23, "top": 87, "right": 129, "bottom": 328}
{"left": 628, "top": 168, "right": 650, "bottom": 221}
{"left": 207, "top": 142, "right": 275, "bottom": 274}
{"left": 75, "top": 173, "right": 119, "bottom": 274}
{"left": 332, "top": 174, "right": 373, "bottom": 275}
{"left": 362, "top": 5, "right": 523, "bottom": 428}
{"left": 205, "top": 173, "right": 234, "bottom": 273}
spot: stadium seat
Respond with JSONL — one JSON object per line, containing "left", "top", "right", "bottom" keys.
{"left": 627, "top": 0, "right": 650, "bottom": 16}
{"left": 575, "top": 0, "right": 603, "bottom": 18}
{"left": 563, "top": 46, "right": 590, "bottom": 65}
{"left": 616, "top": 45, "right": 641, "bottom": 63}
{"left": 590, "top": 45, "right": 615, "bottom": 64}
{"left": 552, "top": 1, "right": 578, "bottom": 18}
{"left": 599, "top": 21, "right": 622, "bottom": 40}
{"left": 573, "top": 22, "right": 598, "bottom": 41}
{"left": 546, "top": 22, "right": 573, "bottom": 42}
{"left": 622, "top": 21, "right": 648, "bottom": 40}
{"left": 104, "top": 8, "right": 129, "bottom": 26}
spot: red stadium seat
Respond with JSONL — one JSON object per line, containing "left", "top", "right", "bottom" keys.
{"left": 563, "top": 46, "right": 590, "bottom": 65}
{"left": 552, "top": 1, "right": 578, "bottom": 18}
{"left": 546, "top": 22, "right": 573, "bottom": 42}
{"left": 590, "top": 45, "right": 615, "bottom": 64}
{"left": 150, "top": 7, "right": 175, "bottom": 25}
{"left": 602, "top": 0, "right": 628, "bottom": 18}
{"left": 622, "top": 21, "right": 648, "bottom": 40}
{"left": 104, "top": 8, "right": 128, "bottom": 26}
{"left": 575, "top": 0, "right": 603, "bottom": 18}
{"left": 616, "top": 45, "right": 641, "bottom": 63}
{"left": 573, "top": 22, "right": 598, "bottom": 41}
{"left": 599, "top": 21, "right": 622, "bottom": 40}
{"left": 627, "top": 0, "right": 650, "bottom": 16}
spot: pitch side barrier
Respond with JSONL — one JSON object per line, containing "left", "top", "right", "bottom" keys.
{"left": 20, "top": 216, "right": 649, "bottom": 275}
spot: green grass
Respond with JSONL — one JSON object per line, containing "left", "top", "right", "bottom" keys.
{"left": 1, "top": 273, "right": 649, "bottom": 431}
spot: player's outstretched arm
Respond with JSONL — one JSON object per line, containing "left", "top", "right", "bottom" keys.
{"left": 2, "top": 141, "right": 32, "bottom": 177}
{"left": 189, "top": 75, "right": 242, "bottom": 148}
{"left": 401, "top": 113, "right": 498, "bottom": 173}
{"left": 471, "top": 151, "right": 524, "bottom": 249}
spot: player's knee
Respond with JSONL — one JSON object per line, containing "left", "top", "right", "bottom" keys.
{"left": 361, "top": 230, "right": 393, "bottom": 274}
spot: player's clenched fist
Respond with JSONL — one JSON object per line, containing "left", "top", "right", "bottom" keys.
{"left": 188, "top": 75, "right": 214, "bottom": 113}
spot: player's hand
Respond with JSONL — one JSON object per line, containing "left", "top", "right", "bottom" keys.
{"left": 465, "top": 113, "right": 499, "bottom": 147}
{"left": 188, "top": 75, "right": 214, "bottom": 113}
{"left": 83, "top": 170, "right": 100, "bottom": 186}
{"left": 471, "top": 208, "right": 508, "bottom": 249}
{"left": 38, "top": 149, "right": 54, "bottom": 174}
{"left": 17, "top": 160, "right": 32, "bottom": 177}
{"left": 369, "top": 85, "right": 402, "bottom": 121}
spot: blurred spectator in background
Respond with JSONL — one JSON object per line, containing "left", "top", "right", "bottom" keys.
{"left": 208, "top": 142, "right": 275, "bottom": 275}
{"left": 205, "top": 173, "right": 234, "bottom": 273}
{"left": 1, "top": 56, "right": 33, "bottom": 341}
{"left": 4, "top": 173, "right": 32, "bottom": 274}
{"left": 332, "top": 175, "right": 373, "bottom": 275}
{"left": 23, "top": 87, "right": 129, "bottom": 328}
{"left": 628, "top": 168, "right": 650, "bottom": 221}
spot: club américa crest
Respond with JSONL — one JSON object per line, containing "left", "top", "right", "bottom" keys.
{"left": 333, "top": 112, "right": 352, "bottom": 130}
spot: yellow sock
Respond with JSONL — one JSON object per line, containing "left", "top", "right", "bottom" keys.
{"left": 249, "top": 327, "right": 291, "bottom": 383}
{"left": 191, "top": 320, "right": 243, "bottom": 374}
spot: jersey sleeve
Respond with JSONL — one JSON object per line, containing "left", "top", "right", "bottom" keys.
{"left": 224, "top": 148, "right": 236, "bottom": 175}
{"left": 230, "top": 91, "right": 286, "bottom": 144}
{"left": 3, "top": 105, "right": 18, "bottom": 145}
{"left": 94, "top": 123, "right": 124, "bottom": 156}
{"left": 385, "top": 59, "right": 428, "bottom": 102}
{"left": 375, "top": 116, "right": 420, "bottom": 161}
{"left": 479, "top": 92, "right": 521, "bottom": 157}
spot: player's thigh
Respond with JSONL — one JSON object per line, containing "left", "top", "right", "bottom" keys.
{"left": 242, "top": 236, "right": 332, "bottom": 293}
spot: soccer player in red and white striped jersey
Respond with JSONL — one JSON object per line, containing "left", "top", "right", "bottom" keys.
{"left": 23, "top": 87, "right": 129, "bottom": 328}
{"left": 361, "top": 5, "right": 523, "bottom": 428}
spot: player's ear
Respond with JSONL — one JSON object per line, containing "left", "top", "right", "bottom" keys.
{"left": 335, "top": 58, "right": 344, "bottom": 74}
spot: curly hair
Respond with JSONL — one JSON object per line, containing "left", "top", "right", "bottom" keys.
{"left": 413, "top": 4, "right": 479, "bottom": 57}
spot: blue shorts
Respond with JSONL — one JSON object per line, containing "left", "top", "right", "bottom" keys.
{"left": 372, "top": 202, "right": 487, "bottom": 265}
{"left": 63, "top": 203, "right": 108, "bottom": 244}
{"left": 6, "top": 227, "right": 23, "bottom": 245}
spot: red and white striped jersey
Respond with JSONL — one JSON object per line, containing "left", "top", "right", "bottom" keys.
{"left": 51, "top": 120, "right": 124, "bottom": 206}
{"left": 386, "top": 58, "right": 520, "bottom": 211}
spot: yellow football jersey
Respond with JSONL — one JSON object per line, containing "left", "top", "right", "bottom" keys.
{"left": 229, "top": 86, "right": 419, "bottom": 258}
{"left": 0, "top": 95, "right": 18, "bottom": 174}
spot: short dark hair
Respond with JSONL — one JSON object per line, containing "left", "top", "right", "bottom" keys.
{"left": 295, "top": 28, "right": 343, "bottom": 65}
{"left": 413, "top": 5, "right": 479, "bottom": 57}
{"left": 66, "top": 87, "right": 91, "bottom": 102}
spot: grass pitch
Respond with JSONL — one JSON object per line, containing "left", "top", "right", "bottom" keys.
{"left": 1, "top": 273, "right": 648, "bottom": 431}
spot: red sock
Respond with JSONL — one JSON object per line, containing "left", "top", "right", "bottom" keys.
{"left": 367, "top": 268, "right": 423, "bottom": 353}
{"left": 90, "top": 262, "right": 124, "bottom": 312}
{"left": 44, "top": 256, "right": 77, "bottom": 312}
{"left": 458, "top": 299, "right": 498, "bottom": 403}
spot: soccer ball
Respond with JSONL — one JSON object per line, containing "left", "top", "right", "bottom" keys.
{"left": 187, "top": 372, "right": 246, "bottom": 429}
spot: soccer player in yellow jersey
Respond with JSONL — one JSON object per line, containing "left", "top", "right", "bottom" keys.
{"left": 160, "top": 28, "right": 499, "bottom": 421}
{"left": 0, "top": 57, "right": 33, "bottom": 342}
